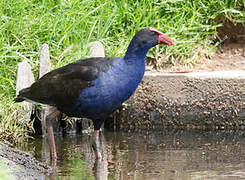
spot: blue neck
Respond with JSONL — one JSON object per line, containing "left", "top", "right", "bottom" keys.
{"left": 123, "top": 39, "right": 151, "bottom": 84}
{"left": 124, "top": 39, "right": 149, "bottom": 61}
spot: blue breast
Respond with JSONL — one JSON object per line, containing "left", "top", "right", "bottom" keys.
{"left": 72, "top": 57, "right": 145, "bottom": 119}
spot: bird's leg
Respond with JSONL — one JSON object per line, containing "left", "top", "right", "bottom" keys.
{"left": 47, "top": 125, "right": 56, "bottom": 160}
{"left": 46, "top": 108, "right": 60, "bottom": 161}
{"left": 92, "top": 129, "right": 102, "bottom": 160}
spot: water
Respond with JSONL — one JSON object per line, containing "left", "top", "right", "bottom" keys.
{"left": 18, "top": 130, "right": 245, "bottom": 180}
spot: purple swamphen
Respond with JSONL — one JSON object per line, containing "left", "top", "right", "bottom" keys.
{"left": 15, "top": 27, "right": 173, "bottom": 160}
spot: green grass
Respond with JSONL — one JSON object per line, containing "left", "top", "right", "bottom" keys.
{"left": 0, "top": 0, "right": 244, "bottom": 143}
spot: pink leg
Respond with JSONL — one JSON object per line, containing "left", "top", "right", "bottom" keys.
{"left": 93, "top": 130, "right": 102, "bottom": 159}
{"left": 46, "top": 108, "right": 60, "bottom": 161}
{"left": 47, "top": 125, "right": 57, "bottom": 160}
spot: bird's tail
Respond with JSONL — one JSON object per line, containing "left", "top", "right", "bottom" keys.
{"left": 14, "top": 87, "right": 30, "bottom": 103}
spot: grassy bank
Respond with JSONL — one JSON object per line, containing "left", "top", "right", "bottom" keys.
{"left": 0, "top": 0, "right": 244, "bottom": 143}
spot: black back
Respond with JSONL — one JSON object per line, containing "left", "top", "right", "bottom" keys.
{"left": 19, "top": 57, "right": 116, "bottom": 107}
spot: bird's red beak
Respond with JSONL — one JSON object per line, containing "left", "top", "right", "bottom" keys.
{"left": 158, "top": 34, "right": 174, "bottom": 46}
{"left": 149, "top": 27, "right": 174, "bottom": 46}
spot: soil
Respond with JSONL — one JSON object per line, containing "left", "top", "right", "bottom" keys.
{"left": 176, "top": 43, "right": 244, "bottom": 72}
{"left": 0, "top": 143, "right": 51, "bottom": 180}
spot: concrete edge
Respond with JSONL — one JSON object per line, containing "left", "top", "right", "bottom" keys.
{"left": 145, "top": 70, "right": 245, "bottom": 79}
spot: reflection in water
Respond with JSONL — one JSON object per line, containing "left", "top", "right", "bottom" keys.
{"left": 18, "top": 130, "right": 245, "bottom": 180}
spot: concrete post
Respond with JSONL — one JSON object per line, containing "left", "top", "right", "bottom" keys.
{"left": 16, "top": 60, "right": 35, "bottom": 120}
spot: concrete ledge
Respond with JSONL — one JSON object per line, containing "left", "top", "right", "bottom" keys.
{"left": 146, "top": 71, "right": 245, "bottom": 79}
{"left": 107, "top": 71, "right": 245, "bottom": 130}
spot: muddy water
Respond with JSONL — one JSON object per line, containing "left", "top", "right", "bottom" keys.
{"left": 18, "top": 130, "right": 245, "bottom": 180}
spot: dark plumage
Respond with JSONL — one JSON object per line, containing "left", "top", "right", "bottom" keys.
{"left": 15, "top": 27, "right": 173, "bottom": 159}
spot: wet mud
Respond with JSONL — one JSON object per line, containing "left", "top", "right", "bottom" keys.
{"left": 0, "top": 143, "right": 51, "bottom": 180}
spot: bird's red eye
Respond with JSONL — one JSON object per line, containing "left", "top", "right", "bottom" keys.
{"left": 152, "top": 33, "right": 155, "bottom": 36}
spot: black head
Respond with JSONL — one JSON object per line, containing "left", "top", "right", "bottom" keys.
{"left": 133, "top": 27, "right": 173, "bottom": 49}
{"left": 125, "top": 27, "right": 173, "bottom": 59}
